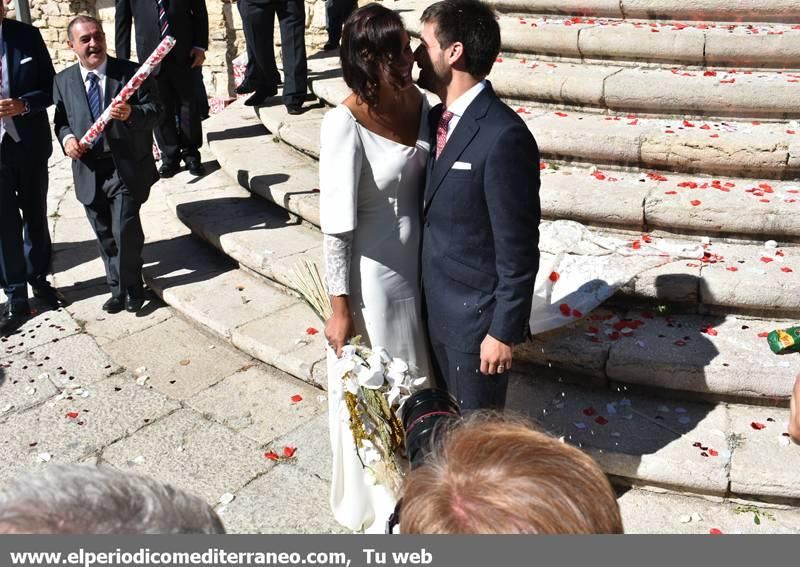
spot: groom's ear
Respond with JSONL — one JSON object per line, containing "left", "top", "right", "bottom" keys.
{"left": 446, "top": 41, "right": 465, "bottom": 67}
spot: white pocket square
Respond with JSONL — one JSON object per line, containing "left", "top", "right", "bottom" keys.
{"left": 20, "top": 57, "right": 33, "bottom": 64}
{"left": 452, "top": 161, "right": 472, "bottom": 170}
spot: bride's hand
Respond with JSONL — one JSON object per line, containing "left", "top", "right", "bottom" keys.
{"left": 325, "top": 311, "right": 354, "bottom": 357}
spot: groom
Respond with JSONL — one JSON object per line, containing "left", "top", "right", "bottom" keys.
{"left": 416, "top": 0, "right": 541, "bottom": 410}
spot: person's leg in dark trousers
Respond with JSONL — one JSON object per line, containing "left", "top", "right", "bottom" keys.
{"left": 19, "top": 158, "right": 52, "bottom": 290}
{"left": 83, "top": 161, "right": 121, "bottom": 300}
{"left": 277, "top": 0, "right": 308, "bottom": 108}
{"left": 429, "top": 336, "right": 509, "bottom": 411}
{"left": 155, "top": 59, "right": 202, "bottom": 167}
{"left": 104, "top": 172, "right": 145, "bottom": 301}
{"left": 325, "top": 0, "right": 356, "bottom": 49}
{"left": 154, "top": 67, "right": 181, "bottom": 169}
{"left": 237, "top": 0, "right": 263, "bottom": 92}
{"left": 0, "top": 138, "right": 30, "bottom": 312}
{"left": 241, "top": 0, "right": 281, "bottom": 96}
{"left": 192, "top": 66, "right": 210, "bottom": 120}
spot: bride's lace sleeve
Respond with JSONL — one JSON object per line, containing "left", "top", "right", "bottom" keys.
{"left": 324, "top": 232, "right": 353, "bottom": 296}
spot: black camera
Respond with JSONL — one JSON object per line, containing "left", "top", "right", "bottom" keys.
{"left": 402, "top": 388, "right": 461, "bottom": 470}
{"left": 387, "top": 388, "right": 461, "bottom": 533}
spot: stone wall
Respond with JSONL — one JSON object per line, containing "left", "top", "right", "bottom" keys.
{"left": 5, "top": 0, "right": 329, "bottom": 97}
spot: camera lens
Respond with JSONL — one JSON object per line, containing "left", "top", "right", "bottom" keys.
{"left": 402, "top": 388, "right": 460, "bottom": 469}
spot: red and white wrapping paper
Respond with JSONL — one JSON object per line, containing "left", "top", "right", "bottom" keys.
{"left": 79, "top": 36, "right": 177, "bottom": 147}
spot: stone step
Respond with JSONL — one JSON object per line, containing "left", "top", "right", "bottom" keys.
{"left": 244, "top": 98, "right": 800, "bottom": 241}
{"left": 509, "top": 369, "right": 800, "bottom": 501}
{"left": 304, "top": 72, "right": 800, "bottom": 181}
{"left": 151, "top": 169, "right": 800, "bottom": 506}
{"left": 520, "top": 305, "right": 800, "bottom": 401}
{"left": 619, "top": 488, "right": 800, "bottom": 533}
{"left": 484, "top": 0, "right": 800, "bottom": 24}
{"left": 399, "top": 6, "right": 800, "bottom": 68}
{"left": 501, "top": 55, "right": 798, "bottom": 119}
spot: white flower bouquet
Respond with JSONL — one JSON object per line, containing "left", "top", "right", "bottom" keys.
{"left": 290, "top": 261, "right": 426, "bottom": 524}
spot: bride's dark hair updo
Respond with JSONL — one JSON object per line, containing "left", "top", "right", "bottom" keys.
{"left": 340, "top": 3, "right": 408, "bottom": 107}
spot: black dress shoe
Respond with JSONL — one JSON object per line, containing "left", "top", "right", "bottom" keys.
{"left": 33, "top": 284, "right": 68, "bottom": 308}
{"left": 125, "top": 295, "right": 145, "bottom": 313}
{"left": 185, "top": 158, "right": 206, "bottom": 176}
{"left": 286, "top": 104, "right": 304, "bottom": 115}
{"left": 244, "top": 86, "right": 279, "bottom": 107}
{"left": 322, "top": 40, "right": 339, "bottom": 51}
{"left": 0, "top": 305, "right": 28, "bottom": 336}
{"left": 102, "top": 296, "right": 125, "bottom": 314}
{"left": 235, "top": 78, "right": 257, "bottom": 95}
{"left": 159, "top": 163, "right": 180, "bottom": 178}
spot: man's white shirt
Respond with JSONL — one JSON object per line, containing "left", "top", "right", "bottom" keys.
{"left": 62, "top": 58, "right": 108, "bottom": 146}
{"left": 443, "top": 79, "right": 486, "bottom": 143}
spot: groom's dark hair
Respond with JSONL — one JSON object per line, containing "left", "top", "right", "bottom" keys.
{"left": 420, "top": 0, "right": 501, "bottom": 80}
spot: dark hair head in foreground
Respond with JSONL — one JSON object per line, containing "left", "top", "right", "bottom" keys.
{"left": 0, "top": 465, "right": 225, "bottom": 534}
{"left": 340, "top": 3, "right": 413, "bottom": 107}
{"left": 399, "top": 414, "right": 624, "bottom": 534}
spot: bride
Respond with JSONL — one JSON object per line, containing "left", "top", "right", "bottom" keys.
{"left": 319, "top": 3, "right": 432, "bottom": 532}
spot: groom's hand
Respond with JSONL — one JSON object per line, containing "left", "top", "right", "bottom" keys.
{"left": 480, "top": 335, "right": 513, "bottom": 375}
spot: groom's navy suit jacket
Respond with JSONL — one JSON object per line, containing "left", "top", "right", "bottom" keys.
{"left": 421, "top": 83, "right": 541, "bottom": 354}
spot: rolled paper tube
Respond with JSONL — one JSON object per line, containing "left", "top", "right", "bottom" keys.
{"left": 79, "top": 36, "right": 177, "bottom": 147}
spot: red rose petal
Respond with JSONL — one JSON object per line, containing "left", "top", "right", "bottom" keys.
{"left": 306, "top": 327, "right": 319, "bottom": 335}
{"left": 572, "top": 309, "right": 583, "bottom": 318}
{"left": 265, "top": 451, "right": 279, "bottom": 461}
{"left": 595, "top": 416, "right": 608, "bottom": 425}
{"left": 559, "top": 303, "right": 571, "bottom": 316}
{"left": 583, "top": 407, "right": 596, "bottom": 416}
{"left": 290, "top": 394, "right": 303, "bottom": 403}
{"left": 690, "top": 200, "right": 702, "bottom": 206}
{"left": 554, "top": 112, "right": 568, "bottom": 117}
{"left": 283, "top": 446, "right": 297, "bottom": 458}
{"left": 549, "top": 271, "right": 560, "bottom": 282}
{"left": 726, "top": 266, "right": 738, "bottom": 272}
{"left": 709, "top": 449, "right": 719, "bottom": 456}
{"left": 751, "top": 422, "right": 766, "bottom": 430}
{"left": 760, "top": 257, "right": 774, "bottom": 263}
{"left": 702, "top": 326, "right": 718, "bottom": 336}
{"left": 757, "top": 332, "right": 770, "bottom": 338}
{"left": 781, "top": 267, "right": 793, "bottom": 273}
{"left": 709, "top": 528, "right": 723, "bottom": 535}
{"left": 66, "top": 412, "right": 79, "bottom": 419}
{"left": 664, "top": 191, "right": 678, "bottom": 195}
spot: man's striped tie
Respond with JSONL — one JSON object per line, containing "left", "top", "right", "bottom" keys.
{"left": 157, "top": 0, "right": 171, "bottom": 38}
{"left": 87, "top": 72, "right": 104, "bottom": 147}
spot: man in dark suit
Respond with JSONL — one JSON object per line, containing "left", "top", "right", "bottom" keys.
{"left": 323, "top": 0, "right": 356, "bottom": 51}
{"left": 54, "top": 15, "right": 161, "bottom": 314}
{"left": 0, "top": 2, "right": 65, "bottom": 335}
{"left": 115, "top": 0, "right": 208, "bottom": 177}
{"left": 237, "top": 0, "right": 307, "bottom": 113}
{"left": 416, "top": 0, "right": 540, "bottom": 410}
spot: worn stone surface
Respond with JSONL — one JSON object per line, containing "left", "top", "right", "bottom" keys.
{"left": 101, "top": 409, "right": 273, "bottom": 504}
{"left": 728, "top": 404, "right": 800, "bottom": 500}
{"left": 606, "top": 311, "right": 800, "bottom": 400}
{"left": 103, "top": 317, "right": 251, "bottom": 400}
{"left": 187, "top": 366, "right": 324, "bottom": 445}
{"left": 218, "top": 464, "right": 347, "bottom": 534}
{"left": 0, "top": 374, "right": 180, "bottom": 480}
{"left": 507, "top": 373, "right": 730, "bottom": 494}
{"left": 619, "top": 488, "right": 800, "bottom": 534}
{"left": 0, "top": 308, "right": 81, "bottom": 358}
{"left": 231, "top": 303, "right": 327, "bottom": 388}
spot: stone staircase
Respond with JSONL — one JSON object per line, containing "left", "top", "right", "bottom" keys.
{"left": 147, "top": 0, "right": 800, "bottom": 532}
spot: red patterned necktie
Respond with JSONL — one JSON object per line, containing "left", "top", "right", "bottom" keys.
{"left": 435, "top": 109, "right": 454, "bottom": 157}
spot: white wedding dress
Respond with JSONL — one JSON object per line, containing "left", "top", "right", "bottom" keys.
{"left": 319, "top": 100, "right": 432, "bottom": 533}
